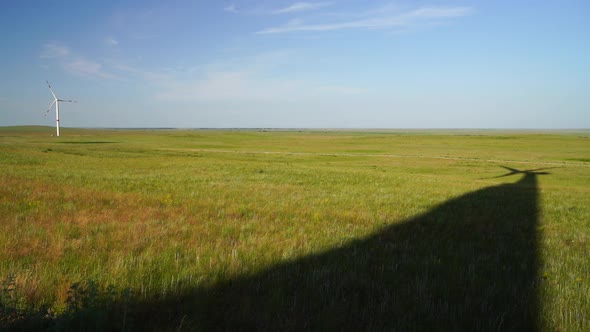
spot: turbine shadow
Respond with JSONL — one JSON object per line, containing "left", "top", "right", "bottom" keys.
{"left": 6, "top": 168, "right": 542, "bottom": 331}
{"left": 147, "top": 168, "right": 541, "bottom": 331}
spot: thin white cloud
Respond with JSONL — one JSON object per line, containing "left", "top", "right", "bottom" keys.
{"left": 224, "top": 4, "right": 238, "bottom": 13}
{"left": 64, "top": 59, "right": 115, "bottom": 79}
{"left": 258, "top": 5, "right": 472, "bottom": 33}
{"left": 155, "top": 70, "right": 299, "bottom": 102}
{"left": 272, "top": 2, "right": 332, "bottom": 14}
{"left": 129, "top": 33, "right": 159, "bottom": 40}
{"left": 224, "top": 2, "right": 331, "bottom": 15}
{"left": 40, "top": 43, "right": 71, "bottom": 58}
{"left": 40, "top": 43, "right": 116, "bottom": 79}
{"left": 105, "top": 37, "right": 119, "bottom": 46}
{"left": 111, "top": 63, "right": 173, "bottom": 82}
{"left": 153, "top": 51, "right": 366, "bottom": 102}
{"left": 406, "top": 6, "right": 473, "bottom": 19}
{"left": 316, "top": 85, "right": 367, "bottom": 94}
{"left": 155, "top": 70, "right": 365, "bottom": 102}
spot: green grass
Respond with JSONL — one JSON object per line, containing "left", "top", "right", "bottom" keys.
{"left": 1, "top": 127, "right": 589, "bottom": 331}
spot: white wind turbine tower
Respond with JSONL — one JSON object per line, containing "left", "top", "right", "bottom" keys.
{"left": 45, "top": 81, "right": 76, "bottom": 137}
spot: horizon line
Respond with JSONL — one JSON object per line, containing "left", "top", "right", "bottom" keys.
{"left": 2, "top": 125, "right": 590, "bottom": 131}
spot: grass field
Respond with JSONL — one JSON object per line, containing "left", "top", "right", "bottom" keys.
{"left": 1, "top": 126, "right": 589, "bottom": 331}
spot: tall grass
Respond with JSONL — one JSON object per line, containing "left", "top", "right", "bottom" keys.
{"left": 1, "top": 127, "right": 589, "bottom": 330}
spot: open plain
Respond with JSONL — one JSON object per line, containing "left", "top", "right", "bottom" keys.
{"left": 1, "top": 126, "right": 589, "bottom": 331}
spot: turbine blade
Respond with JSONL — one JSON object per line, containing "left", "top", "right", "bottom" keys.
{"left": 481, "top": 165, "right": 520, "bottom": 179}
{"left": 500, "top": 166, "right": 520, "bottom": 173}
{"left": 46, "top": 80, "right": 57, "bottom": 99}
{"left": 485, "top": 172, "right": 514, "bottom": 179}
{"left": 526, "top": 167, "right": 559, "bottom": 173}
{"left": 44, "top": 100, "right": 56, "bottom": 117}
{"left": 46, "top": 99, "right": 56, "bottom": 110}
{"left": 58, "top": 99, "right": 77, "bottom": 103}
{"left": 483, "top": 165, "right": 557, "bottom": 180}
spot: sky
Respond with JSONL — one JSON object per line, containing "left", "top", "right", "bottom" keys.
{"left": 0, "top": 0, "right": 589, "bottom": 129}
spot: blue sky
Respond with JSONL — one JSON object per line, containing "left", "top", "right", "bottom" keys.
{"left": 0, "top": 0, "right": 589, "bottom": 128}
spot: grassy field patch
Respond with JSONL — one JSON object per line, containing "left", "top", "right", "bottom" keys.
{"left": 1, "top": 127, "right": 589, "bottom": 331}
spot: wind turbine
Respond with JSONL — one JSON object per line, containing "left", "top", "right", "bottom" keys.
{"left": 45, "top": 81, "right": 76, "bottom": 137}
